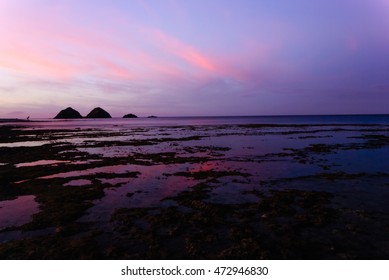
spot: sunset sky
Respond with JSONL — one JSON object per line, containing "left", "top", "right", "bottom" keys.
{"left": 1, "top": 0, "right": 389, "bottom": 118}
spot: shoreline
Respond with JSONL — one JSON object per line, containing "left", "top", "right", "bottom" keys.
{"left": 0, "top": 119, "right": 32, "bottom": 123}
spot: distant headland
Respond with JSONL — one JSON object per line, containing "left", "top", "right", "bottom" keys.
{"left": 54, "top": 107, "right": 153, "bottom": 119}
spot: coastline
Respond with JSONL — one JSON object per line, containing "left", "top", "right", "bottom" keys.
{"left": 0, "top": 119, "right": 32, "bottom": 123}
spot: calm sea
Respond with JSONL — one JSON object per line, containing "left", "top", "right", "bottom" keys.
{"left": 19, "top": 114, "right": 389, "bottom": 128}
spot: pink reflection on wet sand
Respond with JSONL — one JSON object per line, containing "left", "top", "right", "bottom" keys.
{"left": 39, "top": 164, "right": 138, "bottom": 179}
{"left": 15, "top": 160, "right": 70, "bottom": 168}
{"left": 64, "top": 179, "right": 92, "bottom": 186}
{"left": 0, "top": 195, "right": 39, "bottom": 230}
{"left": 79, "top": 164, "right": 196, "bottom": 222}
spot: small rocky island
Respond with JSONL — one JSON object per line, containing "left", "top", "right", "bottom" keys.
{"left": 54, "top": 107, "right": 82, "bottom": 119}
{"left": 54, "top": 107, "right": 146, "bottom": 119}
{"left": 86, "top": 107, "right": 112, "bottom": 118}
{"left": 123, "top": 113, "right": 138, "bottom": 118}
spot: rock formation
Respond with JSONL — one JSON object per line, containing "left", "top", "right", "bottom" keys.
{"left": 54, "top": 107, "right": 82, "bottom": 119}
{"left": 123, "top": 113, "right": 138, "bottom": 118}
{"left": 147, "top": 115, "right": 157, "bottom": 118}
{"left": 86, "top": 107, "right": 112, "bottom": 118}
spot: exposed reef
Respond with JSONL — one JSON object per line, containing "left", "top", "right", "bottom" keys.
{"left": 1, "top": 122, "right": 388, "bottom": 259}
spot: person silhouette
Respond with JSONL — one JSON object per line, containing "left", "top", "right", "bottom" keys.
{"left": 27, "top": 116, "right": 30, "bottom": 120}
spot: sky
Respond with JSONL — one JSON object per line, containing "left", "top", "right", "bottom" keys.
{"left": 0, "top": 0, "right": 389, "bottom": 118}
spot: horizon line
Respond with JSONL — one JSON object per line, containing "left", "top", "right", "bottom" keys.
{"left": 2, "top": 113, "right": 389, "bottom": 121}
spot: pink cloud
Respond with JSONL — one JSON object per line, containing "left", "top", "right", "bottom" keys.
{"left": 98, "top": 60, "right": 137, "bottom": 80}
{"left": 148, "top": 28, "right": 220, "bottom": 74}
{"left": 142, "top": 27, "right": 260, "bottom": 83}
{"left": 0, "top": 43, "right": 81, "bottom": 79}
{"left": 0, "top": 1, "right": 285, "bottom": 97}
{"left": 0, "top": 11, "right": 190, "bottom": 84}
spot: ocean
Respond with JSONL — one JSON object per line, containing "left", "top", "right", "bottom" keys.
{"left": 9, "top": 114, "right": 389, "bottom": 128}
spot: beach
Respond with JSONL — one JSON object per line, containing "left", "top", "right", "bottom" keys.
{"left": 0, "top": 116, "right": 388, "bottom": 259}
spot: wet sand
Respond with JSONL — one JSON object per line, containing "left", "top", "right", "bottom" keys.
{"left": 0, "top": 122, "right": 388, "bottom": 259}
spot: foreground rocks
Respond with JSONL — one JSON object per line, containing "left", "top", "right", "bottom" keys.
{"left": 2, "top": 122, "right": 388, "bottom": 259}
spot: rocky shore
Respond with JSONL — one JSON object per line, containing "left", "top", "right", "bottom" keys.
{"left": 0, "top": 122, "right": 388, "bottom": 259}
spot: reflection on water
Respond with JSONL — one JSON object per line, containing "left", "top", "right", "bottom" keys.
{"left": 64, "top": 179, "right": 92, "bottom": 186}
{"left": 39, "top": 164, "right": 141, "bottom": 179}
{"left": 323, "top": 147, "right": 389, "bottom": 174}
{"left": 80, "top": 164, "right": 197, "bottom": 222}
{"left": 0, "top": 141, "right": 50, "bottom": 148}
{"left": 0, "top": 196, "right": 39, "bottom": 230}
{"left": 15, "top": 160, "right": 70, "bottom": 168}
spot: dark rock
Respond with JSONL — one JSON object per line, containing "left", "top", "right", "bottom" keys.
{"left": 147, "top": 115, "right": 157, "bottom": 118}
{"left": 86, "top": 107, "right": 112, "bottom": 118}
{"left": 54, "top": 107, "right": 82, "bottom": 119}
{"left": 123, "top": 113, "right": 138, "bottom": 118}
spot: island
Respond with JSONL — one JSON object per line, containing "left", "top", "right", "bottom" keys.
{"left": 123, "top": 113, "right": 138, "bottom": 118}
{"left": 86, "top": 107, "right": 112, "bottom": 118}
{"left": 54, "top": 107, "right": 83, "bottom": 119}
